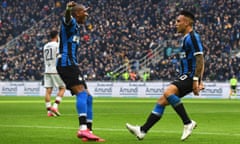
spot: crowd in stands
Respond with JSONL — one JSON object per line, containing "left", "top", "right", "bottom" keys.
{"left": 0, "top": 0, "right": 239, "bottom": 82}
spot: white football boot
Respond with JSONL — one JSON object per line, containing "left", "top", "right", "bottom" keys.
{"left": 181, "top": 120, "right": 197, "bottom": 141}
{"left": 126, "top": 123, "right": 146, "bottom": 140}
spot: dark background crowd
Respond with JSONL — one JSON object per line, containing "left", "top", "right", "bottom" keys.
{"left": 0, "top": 0, "right": 239, "bottom": 82}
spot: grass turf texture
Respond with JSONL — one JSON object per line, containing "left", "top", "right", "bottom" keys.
{"left": 0, "top": 96, "right": 240, "bottom": 144}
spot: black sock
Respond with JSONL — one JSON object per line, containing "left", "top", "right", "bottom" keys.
{"left": 173, "top": 103, "right": 191, "bottom": 124}
{"left": 141, "top": 113, "right": 161, "bottom": 133}
{"left": 79, "top": 116, "right": 87, "bottom": 126}
{"left": 87, "top": 122, "right": 92, "bottom": 131}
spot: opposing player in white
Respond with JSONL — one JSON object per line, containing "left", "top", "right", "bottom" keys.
{"left": 43, "top": 30, "right": 66, "bottom": 117}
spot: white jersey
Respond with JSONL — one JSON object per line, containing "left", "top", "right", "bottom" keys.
{"left": 43, "top": 41, "right": 59, "bottom": 73}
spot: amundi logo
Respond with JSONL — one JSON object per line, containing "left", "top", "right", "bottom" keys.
{"left": 24, "top": 87, "right": 40, "bottom": 92}
{"left": 120, "top": 87, "right": 138, "bottom": 95}
{"left": 145, "top": 87, "right": 164, "bottom": 95}
{"left": 94, "top": 87, "right": 112, "bottom": 95}
{"left": 2, "top": 86, "right": 17, "bottom": 92}
{"left": 201, "top": 88, "right": 223, "bottom": 96}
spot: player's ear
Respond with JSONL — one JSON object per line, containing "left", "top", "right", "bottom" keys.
{"left": 184, "top": 19, "right": 189, "bottom": 26}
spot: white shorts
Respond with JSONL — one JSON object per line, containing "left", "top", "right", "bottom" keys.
{"left": 44, "top": 73, "right": 65, "bottom": 88}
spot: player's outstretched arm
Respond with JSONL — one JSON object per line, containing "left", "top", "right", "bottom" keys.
{"left": 193, "top": 54, "right": 204, "bottom": 95}
{"left": 199, "top": 58, "right": 205, "bottom": 90}
{"left": 65, "top": 1, "right": 76, "bottom": 24}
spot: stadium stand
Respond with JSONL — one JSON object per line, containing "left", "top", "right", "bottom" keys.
{"left": 0, "top": 0, "right": 239, "bottom": 81}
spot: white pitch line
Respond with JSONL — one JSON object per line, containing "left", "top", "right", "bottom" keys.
{"left": 0, "top": 124, "right": 239, "bottom": 137}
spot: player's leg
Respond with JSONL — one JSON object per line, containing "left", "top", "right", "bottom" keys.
{"left": 58, "top": 66, "right": 104, "bottom": 142}
{"left": 126, "top": 95, "right": 167, "bottom": 140}
{"left": 233, "top": 86, "right": 237, "bottom": 96}
{"left": 168, "top": 79, "right": 197, "bottom": 140}
{"left": 87, "top": 94, "right": 93, "bottom": 131}
{"left": 51, "top": 75, "right": 66, "bottom": 116}
{"left": 72, "top": 84, "right": 102, "bottom": 141}
{"left": 52, "top": 75, "right": 65, "bottom": 116}
{"left": 80, "top": 94, "right": 95, "bottom": 142}
{"left": 71, "top": 84, "right": 88, "bottom": 130}
{"left": 53, "top": 87, "right": 65, "bottom": 109}
{"left": 234, "top": 86, "right": 236, "bottom": 95}
{"left": 126, "top": 83, "right": 193, "bottom": 140}
{"left": 83, "top": 81, "right": 93, "bottom": 131}
{"left": 45, "top": 87, "right": 55, "bottom": 117}
{"left": 57, "top": 67, "right": 88, "bottom": 129}
{"left": 82, "top": 81, "right": 105, "bottom": 142}
{"left": 230, "top": 86, "right": 233, "bottom": 97}
{"left": 141, "top": 97, "right": 166, "bottom": 133}
{"left": 73, "top": 85, "right": 91, "bottom": 138}
{"left": 44, "top": 74, "right": 56, "bottom": 117}
{"left": 51, "top": 87, "right": 65, "bottom": 116}
{"left": 165, "top": 85, "right": 192, "bottom": 125}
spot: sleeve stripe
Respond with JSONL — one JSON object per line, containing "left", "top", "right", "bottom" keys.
{"left": 190, "top": 31, "right": 201, "bottom": 53}
{"left": 194, "top": 51, "right": 203, "bottom": 56}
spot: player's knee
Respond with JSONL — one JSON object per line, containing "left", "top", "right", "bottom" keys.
{"left": 167, "top": 95, "right": 181, "bottom": 107}
{"left": 157, "top": 96, "right": 168, "bottom": 106}
{"left": 71, "top": 85, "right": 85, "bottom": 94}
{"left": 163, "top": 85, "right": 179, "bottom": 98}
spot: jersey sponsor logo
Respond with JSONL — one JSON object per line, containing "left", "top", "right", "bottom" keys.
{"left": 73, "top": 35, "right": 80, "bottom": 43}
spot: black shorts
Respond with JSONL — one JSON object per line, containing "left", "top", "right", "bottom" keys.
{"left": 231, "top": 85, "right": 236, "bottom": 90}
{"left": 56, "top": 66, "right": 88, "bottom": 90}
{"left": 171, "top": 75, "right": 193, "bottom": 98}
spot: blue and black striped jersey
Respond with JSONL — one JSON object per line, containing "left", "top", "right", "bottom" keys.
{"left": 57, "top": 17, "right": 81, "bottom": 67}
{"left": 179, "top": 31, "right": 203, "bottom": 77}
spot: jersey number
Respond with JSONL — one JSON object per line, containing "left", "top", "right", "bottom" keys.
{"left": 179, "top": 74, "right": 188, "bottom": 80}
{"left": 44, "top": 49, "right": 53, "bottom": 61}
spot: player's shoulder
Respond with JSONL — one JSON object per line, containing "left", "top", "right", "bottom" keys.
{"left": 44, "top": 42, "right": 58, "bottom": 48}
{"left": 62, "top": 16, "right": 76, "bottom": 26}
{"left": 43, "top": 42, "right": 49, "bottom": 49}
{"left": 185, "top": 31, "right": 200, "bottom": 42}
{"left": 190, "top": 31, "right": 201, "bottom": 38}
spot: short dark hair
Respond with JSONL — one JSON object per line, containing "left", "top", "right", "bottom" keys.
{"left": 180, "top": 10, "right": 195, "bottom": 21}
{"left": 50, "top": 30, "right": 58, "bottom": 39}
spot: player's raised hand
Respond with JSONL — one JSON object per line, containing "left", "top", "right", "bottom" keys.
{"left": 67, "top": 1, "right": 77, "bottom": 8}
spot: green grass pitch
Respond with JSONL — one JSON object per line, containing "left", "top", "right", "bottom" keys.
{"left": 0, "top": 96, "right": 240, "bottom": 144}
